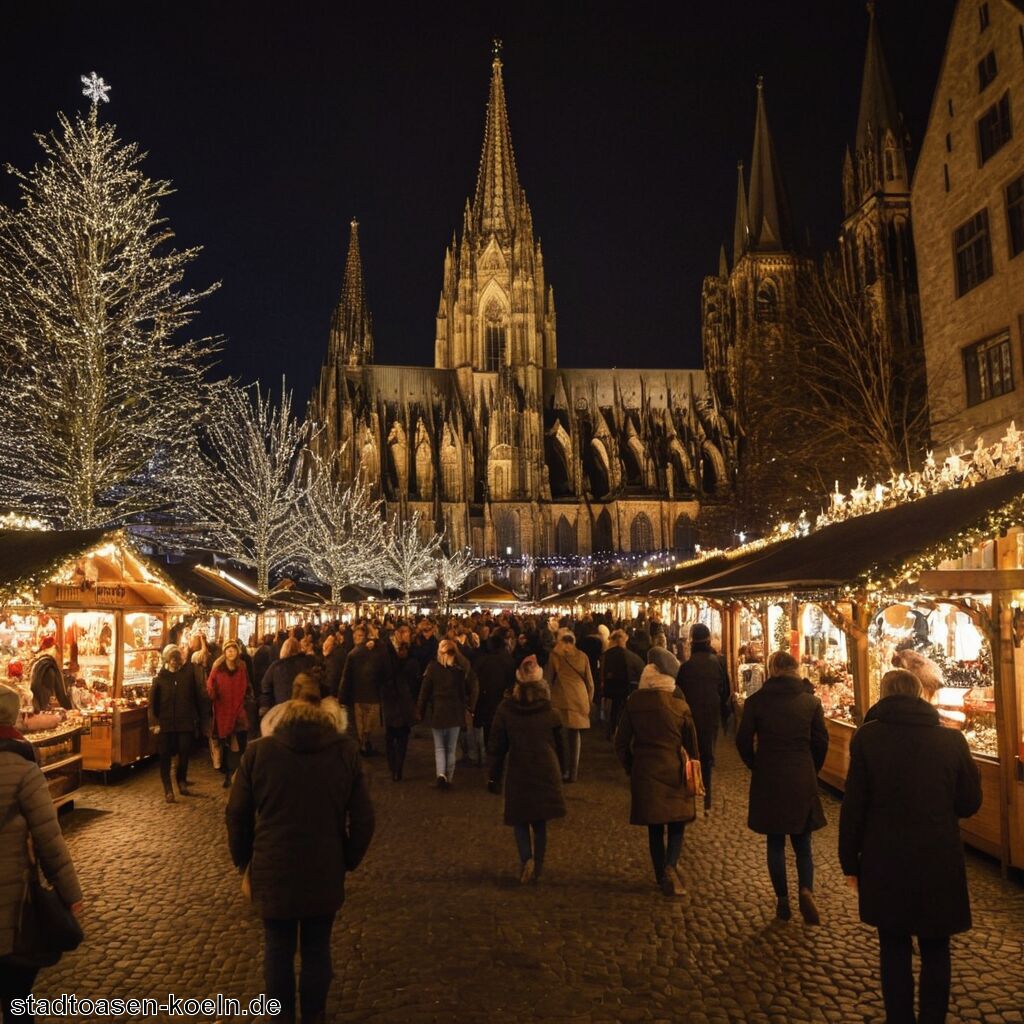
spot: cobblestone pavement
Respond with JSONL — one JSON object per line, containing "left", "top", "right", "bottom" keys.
{"left": 34, "top": 726, "right": 1024, "bottom": 1023}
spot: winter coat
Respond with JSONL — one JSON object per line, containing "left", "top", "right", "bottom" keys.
{"left": 379, "top": 645, "right": 419, "bottom": 730}
{"left": 676, "top": 650, "right": 731, "bottom": 762}
{"left": 601, "top": 646, "right": 645, "bottom": 700}
{"left": 544, "top": 646, "right": 594, "bottom": 730}
{"left": 839, "top": 695, "right": 982, "bottom": 938}
{"left": 259, "top": 653, "right": 317, "bottom": 714}
{"left": 30, "top": 652, "right": 71, "bottom": 712}
{"left": 577, "top": 633, "right": 604, "bottom": 682}
{"left": 735, "top": 674, "right": 829, "bottom": 835}
{"left": 487, "top": 681, "right": 566, "bottom": 826}
{"left": 0, "top": 736, "right": 82, "bottom": 956}
{"left": 252, "top": 644, "right": 275, "bottom": 689}
{"left": 627, "top": 630, "right": 651, "bottom": 662}
{"left": 207, "top": 662, "right": 251, "bottom": 740}
{"left": 226, "top": 701, "right": 374, "bottom": 920}
{"left": 411, "top": 634, "right": 439, "bottom": 675}
{"left": 341, "top": 645, "right": 384, "bottom": 706}
{"left": 322, "top": 646, "right": 347, "bottom": 699}
{"left": 260, "top": 697, "right": 348, "bottom": 737}
{"left": 472, "top": 650, "right": 516, "bottom": 729}
{"left": 615, "top": 677, "right": 699, "bottom": 826}
{"left": 150, "top": 666, "right": 202, "bottom": 734}
{"left": 417, "top": 661, "right": 478, "bottom": 730}
{"left": 191, "top": 651, "right": 215, "bottom": 737}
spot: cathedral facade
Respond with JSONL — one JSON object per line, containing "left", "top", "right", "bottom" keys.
{"left": 309, "top": 47, "right": 733, "bottom": 586}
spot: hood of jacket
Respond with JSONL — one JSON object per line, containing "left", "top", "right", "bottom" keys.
{"left": 864, "top": 693, "right": 941, "bottom": 728}
{"left": 761, "top": 674, "right": 807, "bottom": 695}
{"left": 638, "top": 664, "right": 676, "bottom": 692}
{"left": 510, "top": 678, "right": 551, "bottom": 710}
{"left": 270, "top": 699, "right": 346, "bottom": 753}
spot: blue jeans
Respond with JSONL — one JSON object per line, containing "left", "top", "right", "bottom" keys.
{"left": 513, "top": 820, "right": 547, "bottom": 874}
{"left": 263, "top": 914, "right": 336, "bottom": 1019}
{"left": 766, "top": 831, "right": 813, "bottom": 898}
{"left": 432, "top": 726, "right": 460, "bottom": 780}
{"left": 647, "top": 822, "right": 685, "bottom": 882}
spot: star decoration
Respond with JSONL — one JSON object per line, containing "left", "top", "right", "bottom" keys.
{"left": 81, "top": 71, "right": 111, "bottom": 105}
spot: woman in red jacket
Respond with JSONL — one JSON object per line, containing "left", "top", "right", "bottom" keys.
{"left": 207, "top": 639, "right": 251, "bottom": 788}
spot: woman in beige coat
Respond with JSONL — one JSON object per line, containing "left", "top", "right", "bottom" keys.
{"left": 544, "top": 633, "right": 594, "bottom": 782}
{"left": 0, "top": 684, "right": 82, "bottom": 1019}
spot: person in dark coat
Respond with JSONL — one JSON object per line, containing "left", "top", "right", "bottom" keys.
{"left": 601, "top": 630, "right": 645, "bottom": 740}
{"left": 676, "top": 622, "right": 731, "bottom": 815}
{"left": 150, "top": 644, "right": 202, "bottom": 803}
{"left": 615, "top": 663, "right": 699, "bottom": 898}
{"left": 470, "top": 633, "right": 516, "bottom": 764}
{"left": 486, "top": 655, "right": 565, "bottom": 884}
{"left": 417, "top": 640, "right": 478, "bottom": 788}
{"left": 226, "top": 691, "right": 374, "bottom": 1024}
{"left": 839, "top": 669, "right": 982, "bottom": 1024}
{"left": 379, "top": 626, "right": 419, "bottom": 781}
{"left": 28, "top": 637, "right": 72, "bottom": 711}
{"left": 321, "top": 633, "right": 347, "bottom": 700}
{"left": 340, "top": 627, "right": 385, "bottom": 756}
{"left": 736, "top": 650, "right": 829, "bottom": 924}
{"left": 627, "top": 627, "right": 651, "bottom": 663}
{"left": 259, "top": 639, "right": 316, "bottom": 717}
{"left": 252, "top": 634, "right": 275, "bottom": 688}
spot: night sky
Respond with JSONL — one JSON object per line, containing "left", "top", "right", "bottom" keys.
{"left": 6, "top": 1, "right": 955, "bottom": 404}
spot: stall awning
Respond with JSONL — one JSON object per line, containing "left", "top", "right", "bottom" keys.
{"left": 538, "top": 575, "right": 626, "bottom": 605}
{"left": 455, "top": 582, "right": 522, "bottom": 605}
{"left": 0, "top": 529, "right": 108, "bottom": 600}
{"left": 158, "top": 561, "right": 262, "bottom": 612}
{"left": 690, "top": 471, "right": 1024, "bottom": 597}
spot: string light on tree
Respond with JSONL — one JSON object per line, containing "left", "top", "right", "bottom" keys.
{"left": 0, "top": 89, "right": 218, "bottom": 528}
{"left": 383, "top": 511, "right": 443, "bottom": 615}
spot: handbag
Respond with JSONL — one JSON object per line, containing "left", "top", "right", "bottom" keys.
{"left": 3, "top": 800, "right": 83, "bottom": 967}
{"left": 240, "top": 863, "right": 252, "bottom": 902}
{"left": 680, "top": 724, "right": 706, "bottom": 800}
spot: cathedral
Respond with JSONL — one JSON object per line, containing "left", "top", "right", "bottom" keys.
{"left": 309, "top": 44, "right": 733, "bottom": 589}
{"left": 702, "top": 4, "right": 923, "bottom": 503}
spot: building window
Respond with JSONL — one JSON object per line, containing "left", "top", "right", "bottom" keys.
{"left": 484, "top": 324, "right": 506, "bottom": 371}
{"left": 979, "top": 2, "right": 989, "bottom": 31}
{"left": 977, "top": 92, "right": 1012, "bottom": 164}
{"left": 954, "top": 209, "right": 994, "bottom": 296}
{"left": 978, "top": 50, "right": 998, "bottom": 91}
{"left": 755, "top": 279, "right": 778, "bottom": 322}
{"left": 629, "top": 512, "right": 654, "bottom": 553}
{"left": 1007, "top": 173, "right": 1024, "bottom": 258}
{"left": 964, "top": 331, "right": 1012, "bottom": 405}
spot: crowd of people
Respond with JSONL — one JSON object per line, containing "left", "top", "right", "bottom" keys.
{"left": 0, "top": 603, "right": 986, "bottom": 1024}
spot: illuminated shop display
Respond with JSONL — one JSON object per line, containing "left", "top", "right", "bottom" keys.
{"left": 800, "top": 604, "right": 855, "bottom": 724}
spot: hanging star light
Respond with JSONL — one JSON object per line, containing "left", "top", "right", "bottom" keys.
{"left": 81, "top": 71, "right": 111, "bottom": 105}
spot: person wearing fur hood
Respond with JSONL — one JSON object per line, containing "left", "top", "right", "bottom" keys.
{"left": 226, "top": 677, "right": 373, "bottom": 1024}
{"left": 615, "top": 663, "right": 699, "bottom": 898}
{"left": 487, "top": 656, "right": 566, "bottom": 884}
{"left": 543, "top": 632, "right": 594, "bottom": 783}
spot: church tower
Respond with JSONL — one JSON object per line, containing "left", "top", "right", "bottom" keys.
{"left": 434, "top": 42, "right": 557, "bottom": 374}
{"left": 840, "top": 2, "right": 921, "bottom": 357}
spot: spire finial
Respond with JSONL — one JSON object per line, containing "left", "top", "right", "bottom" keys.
{"left": 350, "top": 217, "right": 359, "bottom": 229}
{"left": 866, "top": 0, "right": 875, "bottom": 16}
{"left": 756, "top": 74, "right": 764, "bottom": 92}
{"left": 492, "top": 38, "right": 503, "bottom": 64}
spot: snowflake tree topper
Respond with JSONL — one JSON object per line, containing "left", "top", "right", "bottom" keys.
{"left": 81, "top": 72, "right": 111, "bottom": 106}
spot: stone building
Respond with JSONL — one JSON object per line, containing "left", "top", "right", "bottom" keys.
{"left": 309, "top": 46, "right": 733, "bottom": 589}
{"left": 913, "top": 0, "right": 1024, "bottom": 448}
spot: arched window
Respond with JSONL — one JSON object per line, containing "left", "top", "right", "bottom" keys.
{"left": 673, "top": 514, "right": 695, "bottom": 555}
{"left": 483, "top": 298, "right": 506, "bottom": 371}
{"left": 593, "top": 508, "right": 613, "bottom": 553}
{"left": 756, "top": 279, "right": 778, "bottom": 322}
{"left": 494, "top": 509, "right": 520, "bottom": 557}
{"left": 555, "top": 515, "right": 576, "bottom": 556}
{"left": 630, "top": 512, "right": 654, "bottom": 553}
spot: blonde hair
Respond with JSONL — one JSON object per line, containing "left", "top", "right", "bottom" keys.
{"left": 280, "top": 638, "right": 300, "bottom": 659}
{"left": 880, "top": 668, "right": 923, "bottom": 700}
{"left": 291, "top": 673, "right": 321, "bottom": 704}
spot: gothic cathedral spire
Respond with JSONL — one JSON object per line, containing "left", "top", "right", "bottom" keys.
{"left": 328, "top": 218, "right": 373, "bottom": 367}
{"left": 473, "top": 40, "right": 523, "bottom": 238}
{"left": 733, "top": 161, "right": 749, "bottom": 265}
{"left": 746, "top": 78, "right": 794, "bottom": 253}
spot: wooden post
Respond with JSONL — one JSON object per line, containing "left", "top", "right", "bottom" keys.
{"left": 850, "top": 595, "right": 871, "bottom": 726}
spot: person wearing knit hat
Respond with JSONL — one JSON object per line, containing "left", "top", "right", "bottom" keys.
{"left": 150, "top": 641, "right": 202, "bottom": 803}
{"left": 677, "top": 622, "right": 731, "bottom": 817}
{"left": 487, "top": 652, "right": 565, "bottom": 885}
{"left": 0, "top": 682, "right": 22, "bottom": 729}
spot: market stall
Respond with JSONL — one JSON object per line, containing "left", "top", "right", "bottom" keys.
{"left": 0, "top": 529, "right": 194, "bottom": 776}
{"left": 678, "top": 471, "right": 1024, "bottom": 870}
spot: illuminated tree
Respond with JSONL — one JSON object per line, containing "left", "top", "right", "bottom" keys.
{"left": 180, "top": 381, "right": 313, "bottom": 599}
{"left": 434, "top": 546, "right": 476, "bottom": 612}
{"left": 383, "top": 511, "right": 443, "bottom": 615}
{"left": 0, "top": 85, "right": 217, "bottom": 528}
{"left": 302, "top": 455, "right": 387, "bottom": 604}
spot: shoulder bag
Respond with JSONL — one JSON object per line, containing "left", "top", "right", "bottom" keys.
{"left": 679, "top": 722, "right": 706, "bottom": 799}
{"left": 1, "top": 799, "right": 84, "bottom": 967}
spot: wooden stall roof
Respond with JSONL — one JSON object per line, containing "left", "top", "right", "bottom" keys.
{"left": 158, "top": 561, "right": 262, "bottom": 612}
{"left": 0, "top": 528, "right": 108, "bottom": 597}
{"left": 690, "top": 471, "right": 1024, "bottom": 597}
{"left": 455, "top": 581, "right": 522, "bottom": 605}
{"left": 538, "top": 575, "right": 627, "bottom": 605}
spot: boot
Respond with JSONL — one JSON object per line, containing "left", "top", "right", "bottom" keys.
{"left": 798, "top": 888, "right": 820, "bottom": 925}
